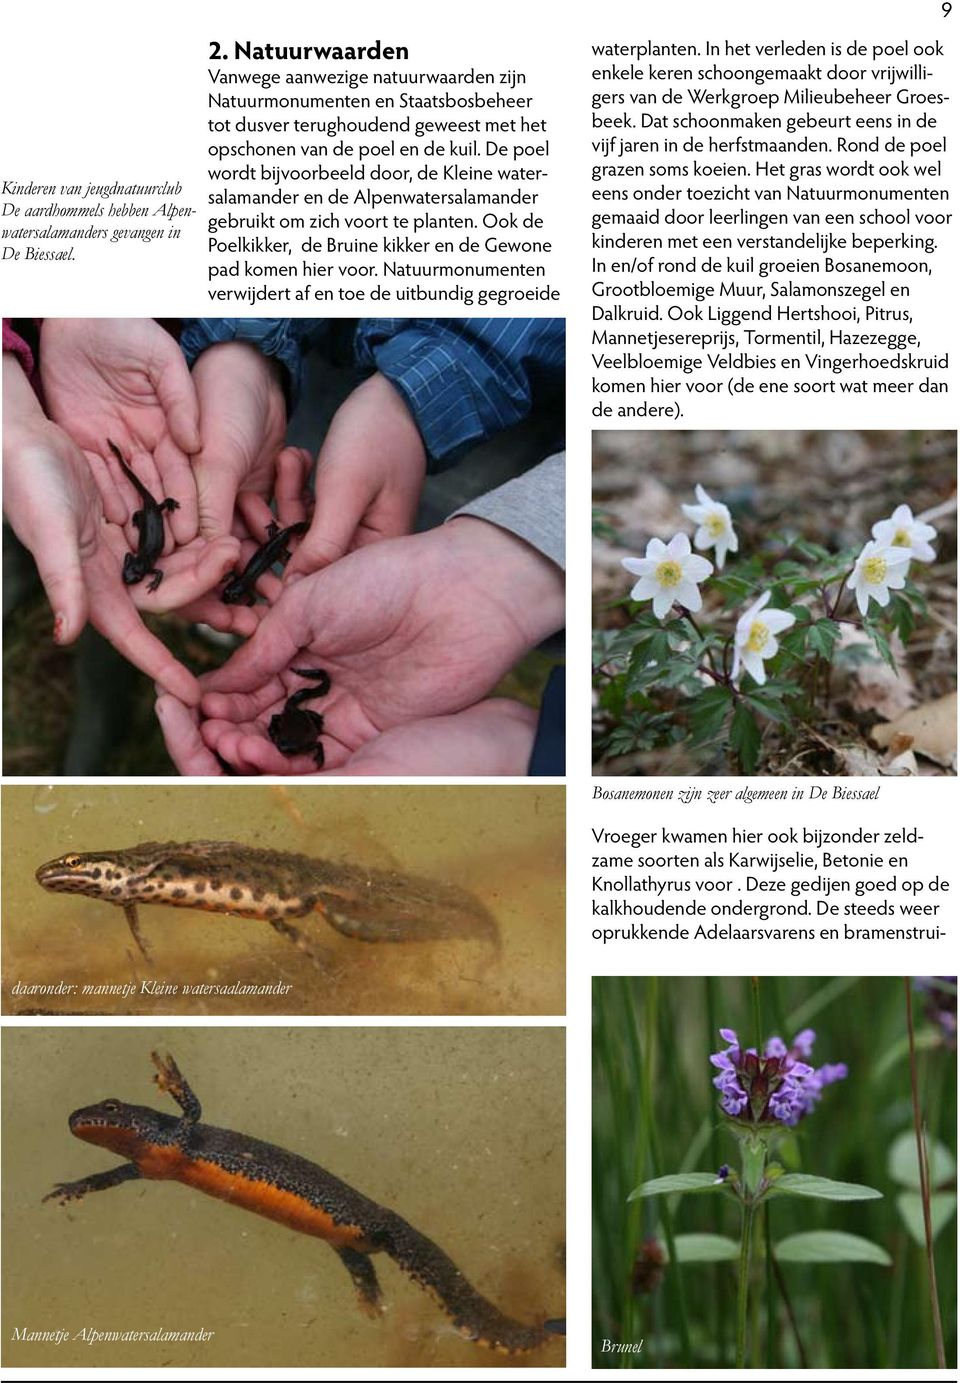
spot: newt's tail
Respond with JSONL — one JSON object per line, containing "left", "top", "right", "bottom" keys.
{"left": 376, "top": 1209, "right": 552, "bottom": 1354}
{"left": 317, "top": 866, "right": 501, "bottom": 949}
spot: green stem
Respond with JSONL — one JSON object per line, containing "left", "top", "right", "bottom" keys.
{"left": 736, "top": 1201, "right": 756, "bottom": 1367}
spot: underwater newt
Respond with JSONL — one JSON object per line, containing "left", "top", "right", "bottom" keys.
{"left": 35, "top": 839, "right": 499, "bottom": 961}
{"left": 44, "top": 1052, "right": 559, "bottom": 1355}
{"left": 107, "top": 439, "right": 179, "bottom": 592}
{"left": 268, "top": 668, "right": 331, "bottom": 766}
{"left": 222, "top": 521, "right": 309, "bottom": 605}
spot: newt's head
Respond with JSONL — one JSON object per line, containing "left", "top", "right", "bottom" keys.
{"left": 37, "top": 851, "right": 127, "bottom": 901}
{"left": 69, "top": 1099, "right": 173, "bottom": 1159}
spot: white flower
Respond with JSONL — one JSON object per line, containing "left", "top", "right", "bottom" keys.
{"left": 845, "top": 540, "right": 911, "bottom": 616}
{"left": 731, "top": 591, "right": 796, "bottom": 685}
{"left": 622, "top": 533, "right": 714, "bottom": 620}
{"left": 681, "top": 483, "right": 739, "bottom": 570}
{"left": 871, "top": 503, "right": 937, "bottom": 564}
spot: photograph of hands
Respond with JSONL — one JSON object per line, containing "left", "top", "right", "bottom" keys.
{"left": 3, "top": 317, "right": 565, "bottom": 777}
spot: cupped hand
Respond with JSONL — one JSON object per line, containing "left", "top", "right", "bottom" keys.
{"left": 285, "top": 372, "right": 427, "bottom": 578}
{"left": 189, "top": 341, "right": 288, "bottom": 540}
{"left": 154, "top": 516, "right": 564, "bottom": 774}
{"left": 40, "top": 318, "right": 201, "bottom": 544}
{"left": 3, "top": 355, "right": 201, "bottom": 703}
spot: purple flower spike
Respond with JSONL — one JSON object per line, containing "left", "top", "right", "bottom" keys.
{"left": 709, "top": 1026, "right": 847, "bottom": 1127}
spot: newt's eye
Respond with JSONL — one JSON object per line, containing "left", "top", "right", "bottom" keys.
{"left": 101, "top": 1100, "right": 121, "bottom": 1113}
{"left": 62, "top": 855, "right": 82, "bottom": 869}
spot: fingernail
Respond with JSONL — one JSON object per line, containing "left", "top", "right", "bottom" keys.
{"left": 52, "top": 612, "right": 66, "bottom": 644}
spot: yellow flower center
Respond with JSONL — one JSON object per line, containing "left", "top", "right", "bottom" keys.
{"left": 655, "top": 559, "right": 683, "bottom": 588}
{"left": 862, "top": 555, "right": 888, "bottom": 585}
{"left": 705, "top": 513, "right": 727, "bottom": 537}
{"left": 892, "top": 527, "right": 911, "bottom": 547}
{"left": 746, "top": 620, "right": 769, "bottom": 653}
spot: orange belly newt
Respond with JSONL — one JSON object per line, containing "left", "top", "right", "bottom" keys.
{"left": 35, "top": 840, "right": 499, "bottom": 962}
{"left": 44, "top": 1052, "right": 559, "bottom": 1355}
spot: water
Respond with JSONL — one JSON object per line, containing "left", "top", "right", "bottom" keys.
{"left": 2, "top": 784, "right": 564, "bottom": 1016}
{"left": 2, "top": 1027, "right": 565, "bottom": 1368}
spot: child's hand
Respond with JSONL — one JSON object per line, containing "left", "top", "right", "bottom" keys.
{"left": 285, "top": 373, "right": 427, "bottom": 578}
{"left": 3, "top": 354, "right": 200, "bottom": 703}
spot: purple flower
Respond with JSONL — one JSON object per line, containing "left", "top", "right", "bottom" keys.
{"left": 915, "top": 977, "right": 957, "bottom": 1046}
{"left": 709, "top": 1027, "right": 847, "bottom": 1127}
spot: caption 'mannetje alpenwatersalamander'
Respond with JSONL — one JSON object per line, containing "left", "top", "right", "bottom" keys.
{"left": 35, "top": 840, "right": 500, "bottom": 962}
{"left": 45, "top": 1052, "right": 562, "bottom": 1354}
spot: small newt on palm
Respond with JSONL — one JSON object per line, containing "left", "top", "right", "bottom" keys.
{"left": 107, "top": 439, "right": 179, "bottom": 593}
{"left": 222, "top": 521, "right": 309, "bottom": 606}
{"left": 268, "top": 668, "right": 331, "bottom": 766}
{"left": 35, "top": 839, "right": 499, "bottom": 961}
{"left": 44, "top": 1051, "right": 559, "bottom": 1354}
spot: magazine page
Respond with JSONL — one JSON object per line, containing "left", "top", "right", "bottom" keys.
{"left": 0, "top": 1, "right": 955, "bottom": 1380}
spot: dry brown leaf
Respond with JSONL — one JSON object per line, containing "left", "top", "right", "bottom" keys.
{"left": 870, "top": 692, "right": 957, "bottom": 766}
{"left": 838, "top": 626, "right": 915, "bottom": 720}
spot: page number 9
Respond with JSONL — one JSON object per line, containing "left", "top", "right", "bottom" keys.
{"left": 944, "top": 2, "right": 952, "bottom": 14}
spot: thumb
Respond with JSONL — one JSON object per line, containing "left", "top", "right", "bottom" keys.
{"left": 286, "top": 465, "right": 373, "bottom": 577}
{"left": 204, "top": 582, "right": 313, "bottom": 693}
{"left": 33, "top": 534, "right": 88, "bottom": 645}
{"left": 152, "top": 351, "right": 201, "bottom": 455}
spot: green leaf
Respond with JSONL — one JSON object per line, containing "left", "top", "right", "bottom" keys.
{"left": 807, "top": 618, "right": 842, "bottom": 659}
{"left": 730, "top": 702, "right": 761, "bottom": 774}
{"left": 686, "top": 686, "right": 734, "bottom": 744}
{"left": 668, "top": 1233, "right": 740, "bottom": 1263}
{"left": 743, "top": 691, "right": 792, "bottom": 728}
{"left": 775, "top": 1231, "right": 891, "bottom": 1266}
{"left": 896, "top": 1191, "right": 957, "bottom": 1247}
{"left": 628, "top": 1173, "right": 723, "bottom": 1201}
{"left": 863, "top": 620, "right": 898, "bottom": 672}
{"left": 769, "top": 1174, "right": 883, "bottom": 1202}
{"left": 889, "top": 592, "right": 915, "bottom": 644}
{"left": 887, "top": 1129, "right": 956, "bottom": 1190}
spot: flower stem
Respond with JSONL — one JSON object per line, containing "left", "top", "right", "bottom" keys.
{"left": 735, "top": 1200, "right": 756, "bottom": 1367}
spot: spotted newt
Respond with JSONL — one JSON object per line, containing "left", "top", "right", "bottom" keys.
{"left": 44, "top": 1052, "right": 559, "bottom": 1355}
{"left": 35, "top": 840, "right": 499, "bottom": 962}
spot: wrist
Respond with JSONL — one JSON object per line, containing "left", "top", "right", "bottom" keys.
{"left": 442, "top": 515, "right": 565, "bottom": 647}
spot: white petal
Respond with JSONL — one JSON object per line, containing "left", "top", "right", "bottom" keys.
{"left": 682, "top": 503, "right": 707, "bottom": 524}
{"left": 731, "top": 645, "right": 741, "bottom": 679}
{"left": 727, "top": 527, "right": 739, "bottom": 553}
{"left": 675, "top": 580, "right": 703, "bottom": 612}
{"left": 886, "top": 570, "right": 907, "bottom": 592}
{"left": 765, "top": 635, "right": 779, "bottom": 658}
{"left": 845, "top": 568, "right": 858, "bottom": 591}
{"left": 630, "top": 577, "right": 660, "bottom": 601}
{"left": 742, "top": 590, "right": 771, "bottom": 623}
{"left": 912, "top": 540, "right": 936, "bottom": 563}
{"left": 871, "top": 584, "right": 891, "bottom": 608}
{"left": 914, "top": 520, "right": 938, "bottom": 542}
{"left": 891, "top": 504, "right": 913, "bottom": 525}
{"left": 885, "top": 547, "right": 912, "bottom": 572}
{"left": 622, "top": 557, "right": 656, "bottom": 577}
{"left": 682, "top": 554, "right": 714, "bottom": 581}
{"left": 855, "top": 582, "right": 869, "bottom": 616}
{"left": 652, "top": 588, "right": 675, "bottom": 619}
{"left": 871, "top": 519, "right": 894, "bottom": 544}
{"left": 763, "top": 609, "right": 796, "bottom": 634}
{"left": 692, "top": 525, "right": 711, "bottom": 551}
{"left": 645, "top": 537, "right": 668, "bottom": 559}
{"left": 666, "top": 532, "right": 692, "bottom": 558}
{"left": 713, "top": 543, "right": 727, "bottom": 571}
{"left": 695, "top": 483, "right": 712, "bottom": 505}
{"left": 741, "top": 650, "right": 766, "bottom": 684}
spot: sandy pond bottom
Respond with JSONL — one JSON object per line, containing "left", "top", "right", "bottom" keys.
{"left": 3, "top": 1027, "right": 565, "bottom": 1368}
{"left": 2, "top": 784, "right": 564, "bottom": 1016}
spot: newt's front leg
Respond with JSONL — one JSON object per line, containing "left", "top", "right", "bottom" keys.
{"left": 43, "top": 1163, "right": 141, "bottom": 1205}
{"left": 151, "top": 1050, "right": 201, "bottom": 1144}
